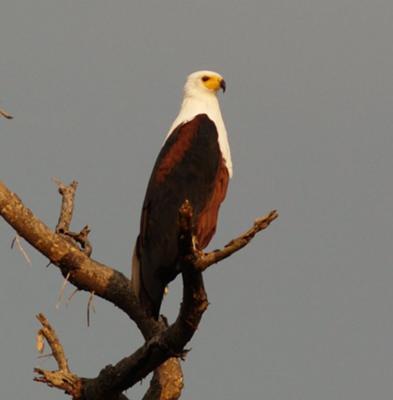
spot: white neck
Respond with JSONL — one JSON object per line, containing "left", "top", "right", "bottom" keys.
{"left": 165, "top": 91, "right": 233, "bottom": 177}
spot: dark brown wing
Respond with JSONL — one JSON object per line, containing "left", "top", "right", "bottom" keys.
{"left": 135, "top": 114, "right": 229, "bottom": 317}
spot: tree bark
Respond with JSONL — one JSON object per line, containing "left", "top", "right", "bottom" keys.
{"left": 0, "top": 180, "right": 277, "bottom": 399}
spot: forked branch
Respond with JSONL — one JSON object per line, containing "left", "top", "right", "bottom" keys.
{"left": 34, "top": 314, "right": 81, "bottom": 398}
{"left": 0, "top": 180, "right": 278, "bottom": 400}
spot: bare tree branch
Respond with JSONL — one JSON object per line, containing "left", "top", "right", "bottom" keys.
{"left": 0, "top": 180, "right": 188, "bottom": 399}
{"left": 142, "top": 359, "right": 184, "bottom": 400}
{"left": 195, "top": 209, "right": 279, "bottom": 270}
{"left": 53, "top": 180, "right": 92, "bottom": 256}
{"left": 65, "top": 225, "right": 92, "bottom": 256}
{"left": 87, "top": 290, "right": 96, "bottom": 327}
{"left": 0, "top": 107, "right": 13, "bottom": 119}
{"left": 56, "top": 272, "right": 71, "bottom": 309}
{"left": 54, "top": 179, "right": 78, "bottom": 234}
{"left": 34, "top": 314, "right": 81, "bottom": 398}
{"left": 0, "top": 180, "right": 156, "bottom": 334}
{"left": 0, "top": 180, "right": 277, "bottom": 399}
{"left": 11, "top": 233, "right": 32, "bottom": 265}
{"left": 36, "top": 313, "right": 70, "bottom": 371}
{"left": 33, "top": 232, "right": 206, "bottom": 400}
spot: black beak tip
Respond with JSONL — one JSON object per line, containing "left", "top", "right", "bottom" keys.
{"left": 220, "top": 79, "right": 226, "bottom": 93}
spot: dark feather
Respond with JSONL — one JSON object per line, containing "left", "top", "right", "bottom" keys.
{"left": 135, "top": 114, "right": 229, "bottom": 317}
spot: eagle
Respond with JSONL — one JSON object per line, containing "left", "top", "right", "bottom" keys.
{"left": 132, "top": 70, "right": 232, "bottom": 318}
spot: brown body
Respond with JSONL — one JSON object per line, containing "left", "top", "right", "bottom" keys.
{"left": 132, "top": 114, "right": 229, "bottom": 317}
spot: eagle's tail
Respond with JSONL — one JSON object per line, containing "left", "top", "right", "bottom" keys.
{"left": 131, "top": 242, "right": 141, "bottom": 300}
{"left": 131, "top": 238, "right": 162, "bottom": 319}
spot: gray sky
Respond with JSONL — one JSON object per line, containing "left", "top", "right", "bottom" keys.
{"left": 1, "top": 1, "right": 393, "bottom": 399}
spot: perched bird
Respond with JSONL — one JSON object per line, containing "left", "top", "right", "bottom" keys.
{"left": 132, "top": 70, "right": 232, "bottom": 318}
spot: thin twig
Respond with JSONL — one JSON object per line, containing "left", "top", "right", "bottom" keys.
{"left": 37, "top": 353, "right": 54, "bottom": 360}
{"left": 87, "top": 291, "right": 96, "bottom": 327}
{"left": 56, "top": 272, "right": 71, "bottom": 309}
{"left": 65, "top": 288, "right": 79, "bottom": 307}
{"left": 0, "top": 107, "right": 13, "bottom": 119}
{"left": 35, "top": 313, "right": 70, "bottom": 372}
{"left": 11, "top": 234, "right": 32, "bottom": 265}
{"left": 66, "top": 225, "right": 92, "bottom": 256}
{"left": 195, "top": 209, "right": 279, "bottom": 270}
{"left": 53, "top": 178, "right": 78, "bottom": 234}
{"left": 34, "top": 314, "right": 81, "bottom": 397}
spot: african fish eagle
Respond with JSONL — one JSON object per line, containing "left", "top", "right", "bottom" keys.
{"left": 132, "top": 70, "right": 232, "bottom": 318}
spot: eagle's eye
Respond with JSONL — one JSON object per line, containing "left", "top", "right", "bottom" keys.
{"left": 201, "top": 76, "right": 210, "bottom": 82}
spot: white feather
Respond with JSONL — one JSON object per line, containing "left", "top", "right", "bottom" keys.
{"left": 164, "top": 71, "right": 233, "bottom": 177}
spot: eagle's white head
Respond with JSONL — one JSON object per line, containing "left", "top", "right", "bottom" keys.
{"left": 183, "top": 70, "right": 226, "bottom": 98}
{"left": 166, "top": 70, "right": 232, "bottom": 177}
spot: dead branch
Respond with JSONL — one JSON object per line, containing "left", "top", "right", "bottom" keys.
{"left": 11, "top": 233, "right": 32, "bottom": 265}
{"left": 53, "top": 180, "right": 92, "bottom": 256}
{"left": 142, "top": 359, "right": 184, "bottom": 400}
{"left": 54, "top": 179, "right": 78, "bottom": 234}
{"left": 56, "top": 272, "right": 71, "bottom": 309}
{"left": 195, "top": 210, "right": 278, "bottom": 270}
{"left": 0, "top": 180, "right": 277, "bottom": 400}
{"left": 87, "top": 291, "right": 96, "bottom": 327}
{"left": 0, "top": 180, "right": 185, "bottom": 398}
{"left": 36, "top": 313, "right": 70, "bottom": 371}
{"left": 0, "top": 107, "right": 13, "bottom": 119}
{"left": 0, "top": 180, "right": 155, "bottom": 334}
{"left": 177, "top": 200, "right": 278, "bottom": 272}
{"left": 65, "top": 225, "right": 92, "bottom": 256}
{"left": 82, "top": 225, "right": 207, "bottom": 399}
{"left": 33, "top": 237, "right": 205, "bottom": 400}
{"left": 34, "top": 314, "right": 81, "bottom": 398}
{"left": 66, "top": 288, "right": 79, "bottom": 306}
